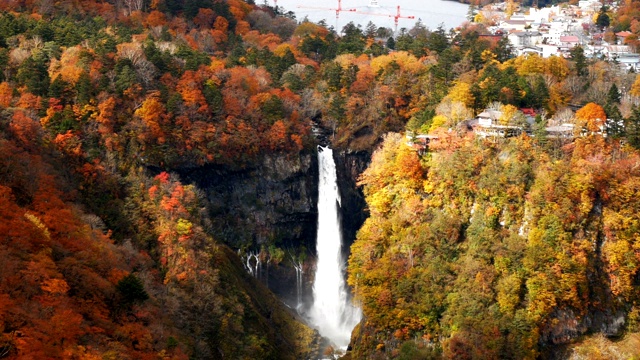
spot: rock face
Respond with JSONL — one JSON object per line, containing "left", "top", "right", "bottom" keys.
{"left": 177, "top": 152, "right": 320, "bottom": 308}
{"left": 213, "top": 246, "right": 324, "bottom": 360}
{"left": 334, "top": 149, "right": 370, "bottom": 254}
{"left": 179, "top": 152, "right": 319, "bottom": 250}
{"left": 178, "top": 146, "right": 371, "bottom": 321}
{"left": 540, "top": 217, "right": 628, "bottom": 347}
{"left": 540, "top": 309, "right": 626, "bottom": 345}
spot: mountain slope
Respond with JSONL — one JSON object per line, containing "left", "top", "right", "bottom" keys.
{"left": 348, "top": 132, "right": 640, "bottom": 359}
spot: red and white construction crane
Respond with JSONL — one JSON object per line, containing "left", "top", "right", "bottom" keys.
{"left": 297, "top": 0, "right": 357, "bottom": 26}
{"left": 351, "top": 5, "right": 415, "bottom": 33}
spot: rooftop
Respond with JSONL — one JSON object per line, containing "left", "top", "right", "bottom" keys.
{"left": 477, "top": 110, "right": 502, "bottom": 119}
{"left": 560, "top": 35, "right": 580, "bottom": 42}
{"left": 607, "top": 45, "right": 632, "bottom": 53}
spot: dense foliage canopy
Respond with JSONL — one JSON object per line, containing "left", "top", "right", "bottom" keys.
{"left": 1, "top": 0, "right": 640, "bottom": 358}
{"left": 349, "top": 132, "right": 640, "bottom": 359}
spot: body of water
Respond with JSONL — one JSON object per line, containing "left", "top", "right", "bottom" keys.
{"left": 272, "top": 0, "right": 471, "bottom": 32}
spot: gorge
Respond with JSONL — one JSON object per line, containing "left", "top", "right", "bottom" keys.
{"left": 2, "top": 0, "right": 640, "bottom": 358}
{"left": 178, "top": 143, "right": 370, "bottom": 354}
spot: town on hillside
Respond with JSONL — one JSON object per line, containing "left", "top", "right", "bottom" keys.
{"left": 472, "top": 0, "right": 639, "bottom": 69}
{"left": 407, "top": 104, "right": 618, "bottom": 153}
{"left": 400, "top": 0, "right": 640, "bottom": 152}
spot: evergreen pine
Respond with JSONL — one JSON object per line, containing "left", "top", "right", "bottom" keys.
{"left": 626, "top": 106, "right": 640, "bottom": 148}
{"left": 570, "top": 46, "right": 588, "bottom": 77}
{"left": 607, "top": 83, "right": 621, "bottom": 104}
{"left": 386, "top": 36, "right": 396, "bottom": 50}
{"left": 116, "top": 274, "right": 149, "bottom": 304}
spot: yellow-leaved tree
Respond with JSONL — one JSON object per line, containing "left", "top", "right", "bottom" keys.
{"left": 505, "top": 0, "right": 517, "bottom": 17}
{"left": 135, "top": 92, "right": 168, "bottom": 143}
{"left": 434, "top": 98, "right": 473, "bottom": 129}
{"left": 474, "top": 12, "right": 486, "bottom": 24}
{"left": 357, "top": 133, "right": 424, "bottom": 215}
{"left": 499, "top": 104, "right": 525, "bottom": 126}
{"left": 445, "top": 81, "right": 475, "bottom": 109}
{"left": 630, "top": 74, "right": 640, "bottom": 97}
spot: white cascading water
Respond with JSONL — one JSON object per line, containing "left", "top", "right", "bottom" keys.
{"left": 290, "top": 254, "right": 304, "bottom": 310}
{"left": 310, "top": 146, "right": 361, "bottom": 349}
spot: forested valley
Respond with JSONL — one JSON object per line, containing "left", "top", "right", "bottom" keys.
{"left": 0, "top": 0, "right": 640, "bottom": 358}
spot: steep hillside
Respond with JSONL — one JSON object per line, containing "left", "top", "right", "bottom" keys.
{"left": 0, "top": 106, "right": 320, "bottom": 358}
{"left": 348, "top": 132, "right": 640, "bottom": 359}
{"left": 4, "top": 0, "right": 640, "bottom": 358}
{"left": 0, "top": 0, "right": 328, "bottom": 358}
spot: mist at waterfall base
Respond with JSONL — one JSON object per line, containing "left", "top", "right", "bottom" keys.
{"left": 307, "top": 146, "right": 362, "bottom": 350}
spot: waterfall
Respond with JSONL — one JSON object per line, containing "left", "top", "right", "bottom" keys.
{"left": 295, "top": 264, "right": 303, "bottom": 309}
{"left": 290, "top": 252, "right": 304, "bottom": 310}
{"left": 309, "top": 146, "right": 361, "bottom": 349}
{"left": 241, "top": 251, "right": 260, "bottom": 278}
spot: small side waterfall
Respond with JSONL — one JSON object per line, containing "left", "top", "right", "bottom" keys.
{"left": 241, "top": 251, "right": 261, "bottom": 278}
{"left": 309, "top": 146, "right": 361, "bottom": 349}
{"left": 290, "top": 252, "right": 304, "bottom": 310}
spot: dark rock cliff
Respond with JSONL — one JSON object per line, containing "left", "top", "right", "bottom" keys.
{"left": 334, "top": 149, "right": 370, "bottom": 254}
{"left": 178, "top": 153, "right": 319, "bottom": 250}
{"left": 176, "top": 152, "right": 319, "bottom": 308}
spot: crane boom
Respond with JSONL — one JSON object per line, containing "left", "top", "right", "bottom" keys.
{"left": 297, "top": 0, "right": 357, "bottom": 19}
{"left": 351, "top": 5, "right": 415, "bottom": 32}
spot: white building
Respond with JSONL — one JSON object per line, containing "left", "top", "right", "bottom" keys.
{"left": 540, "top": 44, "right": 562, "bottom": 58}
{"left": 526, "top": 6, "right": 559, "bottom": 23}
{"left": 604, "top": 45, "right": 634, "bottom": 60}
{"left": 578, "top": 0, "right": 601, "bottom": 14}
{"left": 477, "top": 110, "right": 502, "bottom": 127}
{"left": 508, "top": 31, "right": 543, "bottom": 47}
{"left": 543, "top": 24, "right": 565, "bottom": 45}
{"left": 499, "top": 18, "right": 529, "bottom": 32}
{"left": 474, "top": 110, "right": 523, "bottom": 138}
{"left": 545, "top": 124, "right": 575, "bottom": 139}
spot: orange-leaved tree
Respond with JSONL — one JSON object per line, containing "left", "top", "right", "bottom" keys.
{"left": 575, "top": 102, "right": 606, "bottom": 133}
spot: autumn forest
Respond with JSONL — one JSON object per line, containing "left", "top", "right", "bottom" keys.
{"left": 0, "top": 0, "right": 640, "bottom": 358}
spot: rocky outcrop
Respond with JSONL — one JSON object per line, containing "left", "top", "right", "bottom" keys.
{"left": 176, "top": 152, "right": 319, "bottom": 309}
{"left": 214, "top": 246, "right": 323, "bottom": 360}
{"left": 540, "top": 309, "right": 626, "bottom": 345}
{"left": 178, "top": 152, "right": 319, "bottom": 250}
{"left": 334, "top": 149, "right": 370, "bottom": 252}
